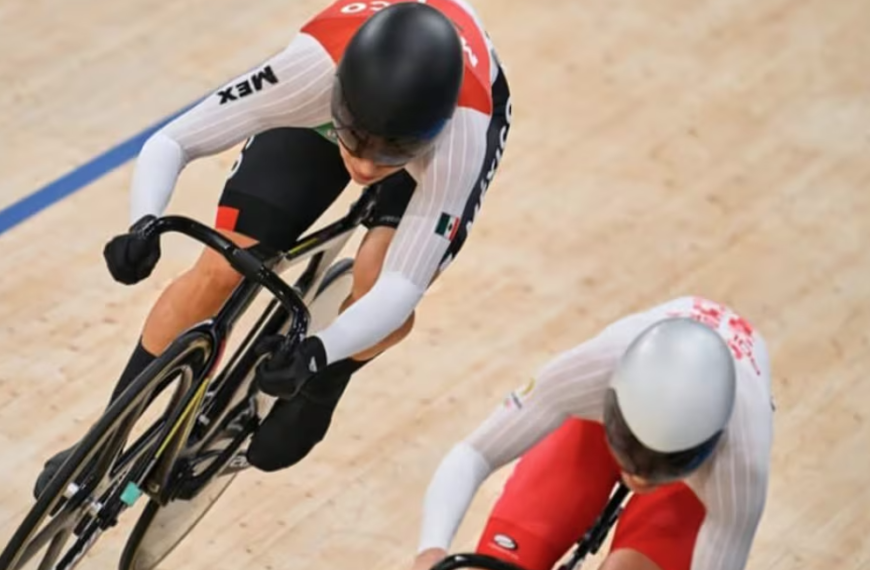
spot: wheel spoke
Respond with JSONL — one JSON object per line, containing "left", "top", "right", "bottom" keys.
{"left": 34, "top": 527, "right": 71, "bottom": 570}
{"left": 12, "top": 510, "right": 77, "bottom": 569}
{"left": 54, "top": 520, "right": 104, "bottom": 570}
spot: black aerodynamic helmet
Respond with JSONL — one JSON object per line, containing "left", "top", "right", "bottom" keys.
{"left": 331, "top": 3, "right": 465, "bottom": 166}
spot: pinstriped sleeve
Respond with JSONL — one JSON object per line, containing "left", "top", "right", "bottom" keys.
{"left": 687, "top": 370, "right": 773, "bottom": 570}
{"left": 129, "top": 33, "right": 335, "bottom": 224}
{"left": 465, "top": 331, "right": 626, "bottom": 468}
{"left": 381, "top": 107, "right": 490, "bottom": 286}
{"left": 315, "top": 107, "right": 491, "bottom": 363}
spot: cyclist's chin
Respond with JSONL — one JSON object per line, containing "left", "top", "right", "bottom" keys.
{"left": 338, "top": 144, "right": 402, "bottom": 185}
{"left": 349, "top": 164, "right": 402, "bottom": 186}
{"left": 349, "top": 171, "right": 384, "bottom": 186}
{"left": 620, "top": 472, "right": 660, "bottom": 494}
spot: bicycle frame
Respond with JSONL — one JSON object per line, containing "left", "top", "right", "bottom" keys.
{"left": 118, "top": 186, "right": 378, "bottom": 504}
{"left": 557, "top": 483, "right": 630, "bottom": 570}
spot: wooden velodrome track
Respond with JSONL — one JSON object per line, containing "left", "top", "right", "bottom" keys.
{"left": 1, "top": 0, "right": 869, "bottom": 568}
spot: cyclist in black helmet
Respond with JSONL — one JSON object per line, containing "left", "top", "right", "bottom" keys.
{"left": 35, "top": 0, "right": 512, "bottom": 493}
{"left": 331, "top": 2, "right": 465, "bottom": 165}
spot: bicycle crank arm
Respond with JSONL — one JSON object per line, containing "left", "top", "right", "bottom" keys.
{"left": 173, "top": 415, "right": 258, "bottom": 502}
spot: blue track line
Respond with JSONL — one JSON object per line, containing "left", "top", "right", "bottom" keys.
{"left": 0, "top": 105, "right": 194, "bottom": 235}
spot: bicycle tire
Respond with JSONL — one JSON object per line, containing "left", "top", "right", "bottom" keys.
{"left": 119, "top": 259, "right": 354, "bottom": 570}
{"left": 0, "top": 332, "right": 213, "bottom": 570}
{"left": 117, "top": 472, "right": 236, "bottom": 570}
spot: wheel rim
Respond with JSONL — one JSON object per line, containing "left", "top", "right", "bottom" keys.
{"left": 1, "top": 337, "right": 213, "bottom": 570}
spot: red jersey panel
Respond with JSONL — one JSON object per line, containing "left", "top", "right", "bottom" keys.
{"left": 301, "top": 0, "right": 493, "bottom": 115}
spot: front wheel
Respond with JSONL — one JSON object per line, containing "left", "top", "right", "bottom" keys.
{"left": 119, "top": 258, "right": 355, "bottom": 570}
{"left": 0, "top": 333, "right": 212, "bottom": 570}
{"left": 308, "top": 257, "right": 354, "bottom": 334}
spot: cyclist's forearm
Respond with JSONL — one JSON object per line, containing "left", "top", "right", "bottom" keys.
{"left": 316, "top": 271, "right": 423, "bottom": 363}
{"left": 418, "top": 442, "right": 493, "bottom": 553}
{"left": 129, "top": 131, "right": 188, "bottom": 223}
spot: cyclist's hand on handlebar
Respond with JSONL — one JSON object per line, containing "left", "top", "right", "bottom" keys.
{"left": 255, "top": 335, "right": 328, "bottom": 399}
{"left": 103, "top": 215, "right": 161, "bottom": 285}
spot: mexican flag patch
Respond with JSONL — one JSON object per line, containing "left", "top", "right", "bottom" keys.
{"left": 435, "top": 213, "right": 461, "bottom": 240}
{"left": 313, "top": 122, "right": 337, "bottom": 144}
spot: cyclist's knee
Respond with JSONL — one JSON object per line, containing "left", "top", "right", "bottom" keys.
{"left": 193, "top": 250, "right": 242, "bottom": 293}
{"left": 191, "top": 230, "right": 257, "bottom": 295}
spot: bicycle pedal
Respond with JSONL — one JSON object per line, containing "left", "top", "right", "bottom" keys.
{"left": 210, "top": 419, "right": 249, "bottom": 450}
{"left": 189, "top": 449, "right": 221, "bottom": 467}
{"left": 223, "top": 453, "right": 250, "bottom": 475}
{"left": 225, "top": 411, "right": 253, "bottom": 434}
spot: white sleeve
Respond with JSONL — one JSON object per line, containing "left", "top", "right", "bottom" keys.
{"left": 417, "top": 442, "right": 493, "bottom": 553}
{"left": 129, "top": 33, "right": 334, "bottom": 224}
{"left": 688, "top": 375, "right": 773, "bottom": 570}
{"left": 315, "top": 108, "right": 489, "bottom": 363}
{"left": 414, "top": 334, "right": 624, "bottom": 552}
{"left": 465, "top": 332, "right": 624, "bottom": 467}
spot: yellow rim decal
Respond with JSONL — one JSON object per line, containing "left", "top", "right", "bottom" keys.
{"left": 288, "top": 237, "right": 319, "bottom": 257}
{"left": 155, "top": 373, "right": 211, "bottom": 458}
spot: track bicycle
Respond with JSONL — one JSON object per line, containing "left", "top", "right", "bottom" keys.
{"left": 0, "top": 185, "right": 381, "bottom": 570}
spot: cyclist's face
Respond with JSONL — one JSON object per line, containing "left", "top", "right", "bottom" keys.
{"left": 338, "top": 139, "right": 403, "bottom": 185}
